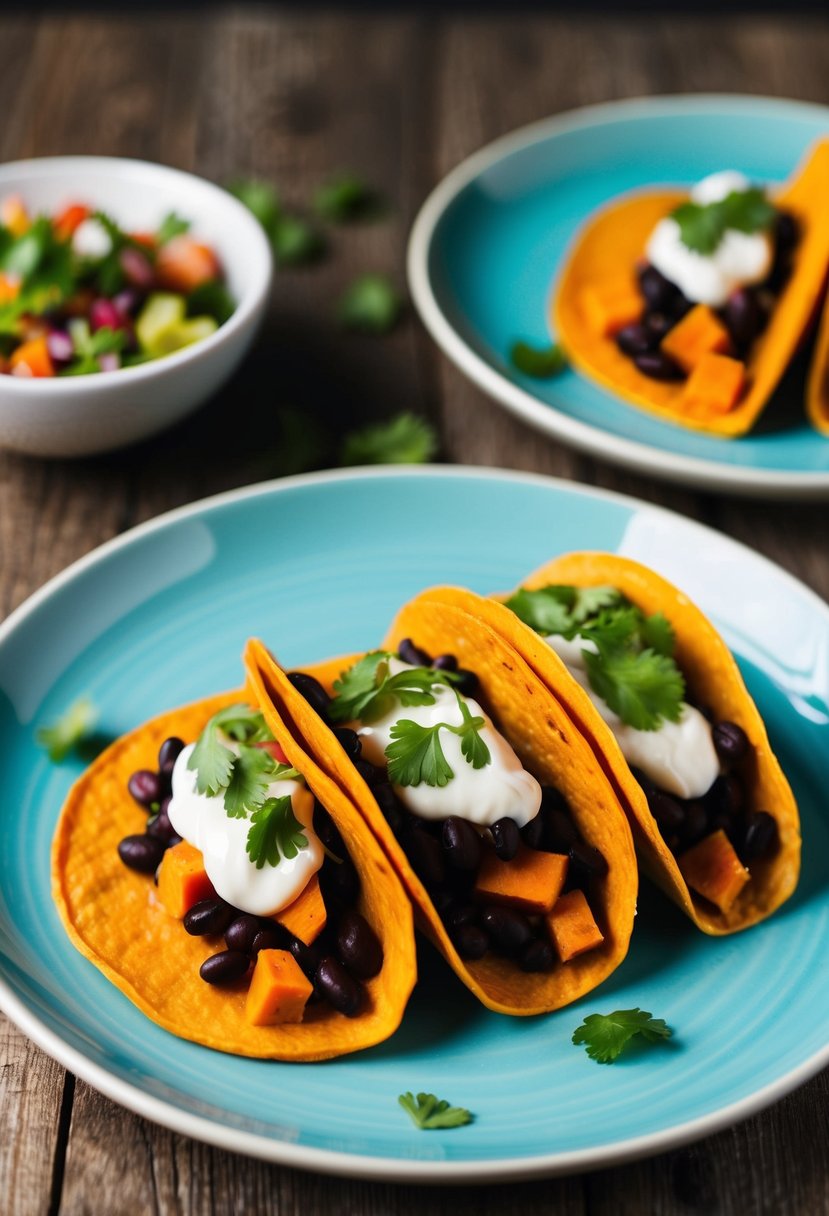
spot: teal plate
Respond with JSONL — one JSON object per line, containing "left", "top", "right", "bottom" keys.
{"left": 408, "top": 96, "right": 829, "bottom": 498}
{"left": 1, "top": 467, "right": 827, "bottom": 1180}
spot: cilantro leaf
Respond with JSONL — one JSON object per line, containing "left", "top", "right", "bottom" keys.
{"left": 572, "top": 1008, "right": 672, "bottom": 1064}
{"left": 398, "top": 1092, "right": 473, "bottom": 1130}
{"left": 337, "top": 274, "right": 402, "bottom": 333}
{"left": 187, "top": 280, "right": 235, "bottom": 325}
{"left": 227, "top": 179, "right": 280, "bottom": 232}
{"left": 246, "top": 795, "right": 309, "bottom": 868}
{"left": 187, "top": 704, "right": 271, "bottom": 797}
{"left": 504, "top": 586, "right": 576, "bottom": 635}
{"left": 272, "top": 214, "right": 325, "bottom": 266}
{"left": 386, "top": 719, "right": 454, "bottom": 788}
{"left": 720, "top": 188, "right": 777, "bottom": 236}
{"left": 509, "top": 340, "right": 567, "bottom": 379}
{"left": 571, "top": 585, "right": 623, "bottom": 624}
{"left": 341, "top": 412, "right": 437, "bottom": 467}
{"left": 36, "top": 697, "right": 98, "bottom": 762}
{"left": 455, "top": 696, "right": 490, "bottom": 770}
{"left": 156, "top": 212, "right": 190, "bottom": 244}
{"left": 329, "top": 651, "right": 394, "bottom": 722}
{"left": 640, "top": 611, "right": 675, "bottom": 657}
{"left": 314, "top": 173, "right": 382, "bottom": 222}
{"left": 671, "top": 187, "right": 776, "bottom": 255}
{"left": 223, "top": 745, "right": 276, "bottom": 818}
{"left": 583, "top": 645, "right": 684, "bottom": 731}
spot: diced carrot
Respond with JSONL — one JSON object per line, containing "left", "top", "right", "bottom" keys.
{"left": 274, "top": 874, "right": 327, "bottom": 945}
{"left": 579, "top": 276, "right": 643, "bottom": 337}
{"left": 156, "top": 841, "right": 216, "bottom": 919}
{"left": 680, "top": 352, "right": 746, "bottom": 417}
{"left": 9, "top": 337, "right": 54, "bottom": 378}
{"left": 661, "top": 304, "right": 732, "bottom": 373}
{"left": 546, "top": 889, "right": 604, "bottom": 962}
{"left": 474, "top": 844, "right": 569, "bottom": 915}
{"left": 1, "top": 195, "right": 30, "bottom": 237}
{"left": 678, "top": 829, "right": 750, "bottom": 914}
{"left": 246, "top": 949, "right": 313, "bottom": 1026}
{"left": 0, "top": 272, "right": 20, "bottom": 305}
{"left": 156, "top": 236, "right": 221, "bottom": 293}
{"left": 54, "top": 203, "right": 91, "bottom": 241}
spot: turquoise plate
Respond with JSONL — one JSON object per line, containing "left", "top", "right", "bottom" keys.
{"left": 1, "top": 467, "right": 827, "bottom": 1180}
{"left": 408, "top": 96, "right": 829, "bottom": 498}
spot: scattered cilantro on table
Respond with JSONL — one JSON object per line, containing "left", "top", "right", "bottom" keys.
{"left": 509, "top": 339, "right": 567, "bottom": 379}
{"left": 227, "top": 177, "right": 324, "bottom": 267}
{"left": 314, "top": 173, "right": 383, "bottom": 222}
{"left": 337, "top": 273, "right": 402, "bottom": 333}
{"left": 35, "top": 697, "right": 98, "bottom": 762}
{"left": 398, "top": 1092, "right": 473, "bottom": 1130}
{"left": 340, "top": 412, "right": 437, "bottom": 466}
{"left": 671, "top": 188, "right": 776, "bottom": 255}
{"left": 572, "top": 1008, "right": 672, "bottom": 1063}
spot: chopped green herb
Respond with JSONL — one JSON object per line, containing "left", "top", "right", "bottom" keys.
{"left": 156, "top": 211, "right": 191, "bottom": 245}
{"left": 340, "top": 412, "right": 437, "bottom": 466}
{"left": 329, "top": 653, "right": 456, "bottom": 724}
{"left": 187, "top": 703, "right": 271, "bottom": 799}
{"left": 671, "top": 188, "right": 776, "bottom": 255}
{"left": 246, "top": 795, "right": 309, "bottom": 869}
{"left": 61, "top": 321, "right": 127, "bottom": 376}
{"left": 398, "top": 1092, "right": 473, "bottom": 1130}
{"left": 36, "top": 697, "right": 98, "bottom": 762}
{"left": 227, "top": 178, "right": 281, "bottom": 232}
{"left": 386, "top": 694, "right": 490, "bottom": 788}
{"left": 271, "top": 214, "right": 325, "bottom": 266}
{"left": 509, "top": 339, "right": 567, "bottom": 379}
{"left": 186, "top": 280, "right": 236, "bottom": 325}
{"left": 572, "top": 1008, "right": 672, "bottom": 1064}
{"left": 337, "top": 273, "right": 402, "bottom": 333}
{"left": 222, "top": 744, "right": 278, "bottom": 819}
{"left": 314, "top": 173, "right": 382, "bottom": 222}
{"left": 582, "top": 644, "right": 684, "bottom": 732}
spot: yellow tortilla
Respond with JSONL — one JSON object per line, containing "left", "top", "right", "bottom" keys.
{"left": 555, "top": 139, "right": 829, "bottom": 436}
{"left": 247, "top": 601, "right": 637, "bottom": 1018}
{"left": 52, "top": 685, "right": 416, "bottom": 1061}
{"left": 806, "top": 287, "right": 829, "bottom": 434}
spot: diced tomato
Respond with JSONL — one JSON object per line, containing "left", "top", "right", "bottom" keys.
{"left": 53, "top": 203, "right": 91, "bottom": 241}
{"left": 156, "top": 236, "right": 220, "bottom": 293}
{"left": 1, "top": 195, "right": 30, "bottom": 237}
{"left": 255, "top": 740, "right": 290, "bottom": 765}
{"left": 129, "top": 231, "right": 158, "bottom": 250}
{"left": 10, "top": 337, "right": 55, "bottom": 378}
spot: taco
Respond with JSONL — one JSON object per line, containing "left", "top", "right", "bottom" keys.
{"left": 554, "top": 140, "right": 829, "bottom": 435}
{"left": 52, "top": 675, "right": 416, "bottom": 1061}
{"left": 246, "top": 596, "right": 637, "bottom": 1019}
{"left": 491, "top": 553, "right": 801, "bottom": 934}
{"left": 806, "top": 288, "right": 829, "bottom": 434}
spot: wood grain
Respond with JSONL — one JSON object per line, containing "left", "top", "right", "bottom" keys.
{"left": 0, "top": 9, "right": 827, "bottom": 1216}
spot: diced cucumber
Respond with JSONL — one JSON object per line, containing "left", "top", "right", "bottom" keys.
{"left": 135, "top": 292, "right": 186, "bottom": 354}
{"left": 146, "top": 316, "right": 218, "bottom": 356}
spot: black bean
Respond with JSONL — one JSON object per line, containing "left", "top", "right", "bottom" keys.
{"left": 117, "top": 834, "right": 166, "bottom": 874}
{"left": 127, "top": 769, "right": 161, "bottom": 809}
{"left": 679, "top": 799, "right": 709, "bottom": 848}
{"left": 542, "top": 806, "right": 578, "bottom": 853}
{"left": 707, "top": 774, "right": 744, "bottom": 819}
{"left": 146, "top": 808, "right": 177, "bottom": 843}
{"left": 290, "top": 937, "right": 323, "bottom": 980}
{"left": 452, "top": 923, "right": 489, "bottom": 960}
{"left": 433, "top": 653, "right": 458, "bottom": 672}
{"left": 521, "top": 813, "right": 545, "bottom": 851}
{"left": 287, "top": 671, "right": 332, "bottom": 721}
{"left": 634, "top": 351, "right": 684, "bottom": 381}
{"left": 184, "top": 899, "right": 234, "bottom": 937}
{"left": 406, "top": 827, "right": 446, "bottom": 887}
{"left": 740, "top": 811, "right": 779, "bottom": 862}
{"left": 315, "top": 955, "right": 364, "bottom": 1016}
{"left": 430, "top": 888, "right": 455, "bottom": 916}
{"left": 712, "top": 720, "right": 749, "bottom": 766}
{"left": 723, "top": 289, "right": 763, "bottom": 349}
{"left": 398, "top": 638, "right": 432, "bottom": 667}
{"left": 158, "top": 736, "right": 184, "bottom": 776}
{"left": 638, "top": 264, "right": 676, "bottom": 312}
{"left": 373, "top": 783, "right": 406, "bottom": 834}
{"left": 616, "top": 323, "right": 654, "bottom": 357}
{"left": 442, "top": 817, "right": 483, "bottom": 871}
{"left": 540, "top": 785, "right": 568, "bottom": 813}
{"left": 336, "top": 910, "right": 384, "bottom": 979}
{"left": 668, "top": 290, "right": 692, "bottom": 321}
{"left": 648, "top": 790, "right": 685, "bottom": 833}
{"left": 225, "top": 914, "right": 262, "bottom": 953}
{"left": 491, "top": 817, "right": 520, "bottom": 861}
{"left": 519, "top": 938, "right": 555, "bottom": 972}
{"left": 454, "top": 669, "right": 479, "bottom": 697}
{"left": 333, "top": 727, "right": 362, "bottom": 759}
{"left": 320, "top": 856, "right": 360, "bottom": 906}
{"left": 252, "top": 926, "right": 288, "bottom": 954}
{"left": 775, "top": 211, "right": 799, "bottom": 252}
{"left": 644, "top": 311, "right": 674, "bottom": 342}
{"left": 313, "top": 803, "right": 345, "bottom": 856}
{"left": 353, "top": 758, "right": 380, "bottom": 787}
{"left": 630, "top": 766, "right": 655, "bottom": 794}
{"left": 480, "top": 906, "right": 533, "bottom": 952}
{"left": 199, "top": 950, "right": 250, "bottom": 986}
{"left": 445, "top": 902, "right": 478, "bottom": 931}
{"left": 568, "top": 841, "right": 609, "bottom": 880}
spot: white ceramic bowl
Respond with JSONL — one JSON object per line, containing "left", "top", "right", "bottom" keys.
{"left": 0, "top": 157, "right": 273, "bottom": 457}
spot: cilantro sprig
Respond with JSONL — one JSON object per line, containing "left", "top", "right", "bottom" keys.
{"left": 504, "top": 584, "right": 683, "bottom": 731}
{"left": 572, "top": 1008, "right": 672, "bottom": 1063}
{"left": 340, "top": 412, "right": 437, "bottom": 466}
{"left": 386, "top": 695, "right": 490, "bottom": 787}
{"left": 36, "top": 696, "right": 98, "bottom": 762}
{"left": 330, "top": 652, "right": 460, "bottom": 724}
{"left": 671, "top": 187, "right": 776, "bottom": 255}
{"left": 246, "top": 795, "right": 309, "bottom": 869}
{"left": 398, "top": 1092, "right": 473, "bottom": 1130}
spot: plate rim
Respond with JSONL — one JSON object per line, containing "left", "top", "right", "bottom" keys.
{"left": 407, "top": 92, "right": 829, "bottom": 500}
{"left": 2, "top": 463, "right": 828, "bottom": 1182}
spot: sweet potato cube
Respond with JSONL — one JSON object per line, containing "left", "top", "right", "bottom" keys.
{"left": 660, "top": 305, "right": 732, "bottom": 373}
{"left": 546, "top": 889, "right": 604, "bottom": 962}
{"left": 246, "top": 949, "right": 313, "bottom": 1026}
{"left": 474, "top": 844, "right": 569, "bottom": 915}
{"left": 157, "top": 841, "right": 216, "bottom": 919}
{"left": 680, "top": 353, "right": 746, "bottom": 417}
{"left": 10, "top": 337, "right": 54, "bottom": 378}
{"left": 678, "top": 829, "right": 749, "bottom": 913}
{"left": 579, "top": 277, "right": 643, "bottom": 337}
{"left": 274, "top": 874, "right": 327, "bottom": 945}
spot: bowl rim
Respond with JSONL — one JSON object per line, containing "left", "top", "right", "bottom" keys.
{"left": 0, "top": 154, "right": 273, "bottom": 393}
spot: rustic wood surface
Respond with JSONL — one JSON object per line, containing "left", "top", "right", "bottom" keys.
{"left": 0, "top": 8, "right": 827, "bottom": 1215}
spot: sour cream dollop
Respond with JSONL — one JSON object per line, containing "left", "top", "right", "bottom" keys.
{"left": 167, "top": 742, "right": 324, "bottom": 916}
{"left": 646, "top": 170, "right": 773, "bottom": 308}
{"left": 545, "top": 635, "right": 719, "bottom": 800}
{"left": 355, "top": 660, "right": 542, "bottom": 828}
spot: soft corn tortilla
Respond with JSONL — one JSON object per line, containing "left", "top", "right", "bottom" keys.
{"left": 554, "top": 139, "right": 829, "bottom": 436}
{"left": 492, "top": 553, "right": 801, "bottom": 934}
{"left": 247, "top": 600, "right": 637, "bottom": 1018}
{"left": 52, "top": 686, "right": 416, "bottom": 1061}
{"left": 806, "top": 288, "right": 829, "bottom": 434}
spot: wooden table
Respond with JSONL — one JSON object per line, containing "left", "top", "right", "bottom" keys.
{"left": 2, "top": 9, "right": 828, "bottom": 1214}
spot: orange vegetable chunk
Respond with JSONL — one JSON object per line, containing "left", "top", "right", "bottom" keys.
{"left": 680, "top": 352, "right": 746, "bottom": 417}
{"left": 156, "top": 236, "right": 221, "bottom": 293}
{"left": 0, "top": 272, "right": 20, "bottom": 305}
{"left": 1, "top": 194, "right": 30, "bottom": 237}
{"left": 474, "top": 844, "right": 569, "bottom": 915}
{"left": 54, "top": 203, "right": 91, "bottom": 241}
{"left": 274, "top": 874, "right": 327, "bottom": 945}
{"left": 579, "top": 276, "right": 643, "bottom": 337}
{"left": 678, "top": 829, "right": 750, "bottom": 914}
{"left": 10, "top": 337, "right": 54, "bottom": 378}
{"left": 246, "top": 949, "right": 313, "bottom": 1026}
{"left": 661, "top": 304, "right": 732, "bottom": 373}
{"left": 546, "top": 889, "right": 604, "bottom": 962}
{"left": 157, "top": 841, "right": 216, "bottom": 919}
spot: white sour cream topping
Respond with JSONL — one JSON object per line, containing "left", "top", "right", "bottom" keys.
{"left": 646, "top": 170, "right": 773, "bottom": 308}
{"left": 167, "top": 742, "right": 323, "bottom": 916}
{"left": 545, "top": 635, "right": 720, "bottom": 800}
{"left": 355, "top": 660, "right": 542, "bottom": 828}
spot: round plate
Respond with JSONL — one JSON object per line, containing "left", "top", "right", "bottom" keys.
{"left": 2, "top": 467, "right": 827, "bottom": 1181}
{"left": 408, "top": 95, "right": 829, "bottom": 498}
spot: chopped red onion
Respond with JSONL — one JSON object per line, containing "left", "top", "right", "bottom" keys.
{"left": 47, "top": 330, "right": 74, "bottom": 364}
{"left": 119, "top": 247, "right": 154, "bottom": 289}
{"left": 90, "top": 299, "right": 121, "bottom": 332}
{"left": 98, "top": 353, "right": 121, "bottom": 373}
